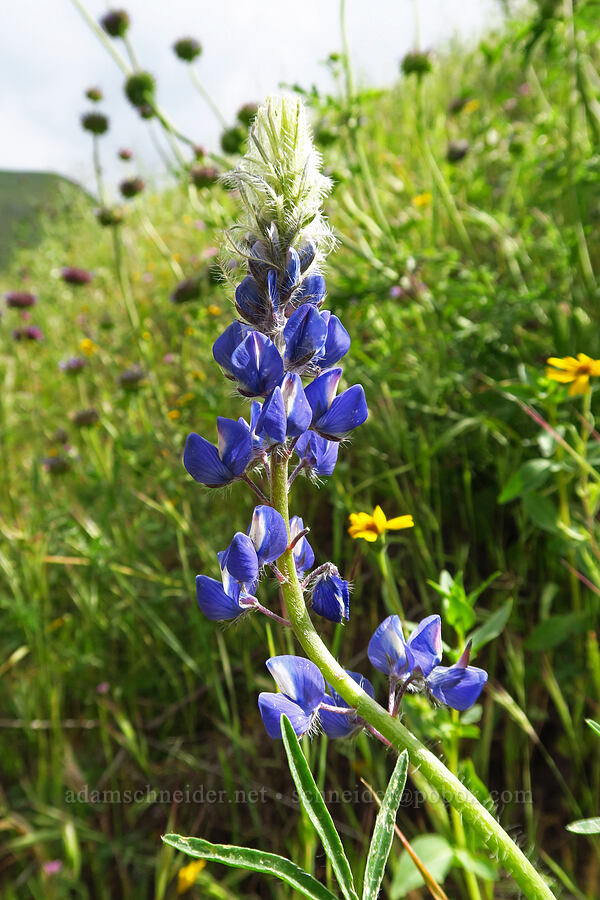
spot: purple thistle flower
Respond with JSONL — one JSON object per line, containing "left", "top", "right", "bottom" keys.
{"left": 12, "top": 326, "right": 43, "bottom": 341}
{"left": 5, "top": 291, "right": 37, "bottom": 309}
{"left": 61, "top": 267, "right": 93, "bottom": 286}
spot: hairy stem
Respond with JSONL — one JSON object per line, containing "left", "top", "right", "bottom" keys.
{"left": 271, "top": 451, "right": 555, "bottom": 900}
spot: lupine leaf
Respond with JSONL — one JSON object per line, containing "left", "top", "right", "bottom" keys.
{"left": 161, "top": 834, "right": 339, "bottom": 900}
{"left": 280, "top": 715, "right": 359, "bottom": 900}
{"left": 566, "top": 818, "right": 600, "bottom": 834}
{"left": 362, "top": 750, "right": 409, "bottom": 900}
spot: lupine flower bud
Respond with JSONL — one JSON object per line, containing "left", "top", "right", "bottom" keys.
{"left": 119, "top": 176, "right": 145, "bottom": 198}
{"left": 12, "top": 326, "right": 43, "bottom": 341}
{"left": 446, "top": 139, "right": 470, "bottom": 163}
{"left": 401, "top": 50, "right": 432, "bottom": 77}
{"left": 5, "top": 291, "right": 36, "bottom": 309}
{"left": 61, "top": 267, "right": 93, "bottom": 285}
{"left": 100, "top": 9, "right": 130, "bottom": 38}
{"left": 118, "top": 147, "right": 133, "bottom": 160}
{"left": 170, "top": 274, "right": 203, "bottom": 304}
{"left": 124, "top": 72, "right": 155, "bottom": 108}
{"left": 237, "top": 103, "right": 258, "bottom": 128}
{"left": 59, "top": 357, "right": 87, "bottom": 374}
{"left": 81, "top": 112, "right": 109, "bottom": 135}
{"left": 72, "top": 408, "right": 99, "bottom": 427}
{"left": 85, "top": 86, "right": 103, "bottom": 102}
{"left": 189, "top": 165, "right": 218, "bottom": 189}
{"left": 173, "top": 37, "right": 202, "bottom": 62}
{"left": 221, "top": 126, "right": 246, "bottom": 155}
{"left": 310, "top": 565, "right": 350, "bottom": 622}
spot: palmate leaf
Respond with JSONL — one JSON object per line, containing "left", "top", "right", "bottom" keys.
{"left": 280, "top": 715, "right": 359, "bottom": 900}
{"left": 362, "top": 750, "right": 409, "bottom": 900}
{"left": 161, "top": 834, "right": 339, "bottom": 900}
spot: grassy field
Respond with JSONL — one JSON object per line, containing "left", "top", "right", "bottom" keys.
{"left": 2, "top": 4, "right": 600, "bottom": 898}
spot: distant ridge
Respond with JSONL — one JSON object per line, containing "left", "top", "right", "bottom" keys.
{"left": 0, "top": 171, "right": 91, "bottom": 269}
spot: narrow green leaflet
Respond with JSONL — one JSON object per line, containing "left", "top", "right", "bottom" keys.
{"left": 566, "top": 818, "right": 600, "bottom": 835}
{"left": 281, "top": 715, "right": 359, "bottom": 900}
{"left": 362, "top": 750, "right": 409, "bottom": 900}
{"left": 161, "top": 834, "right": 339, "bottom": 900}
{"left": 586, "top": 719, "right": 600, "bottom": 739}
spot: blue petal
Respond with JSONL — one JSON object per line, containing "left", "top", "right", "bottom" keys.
{"left": 281, "top": 248, "right": 300, "bottom": 296}
{"left": 406, "top": 615, "right": 442, "bottom": 677}
{"left": 312, "top": 384, "right": 368, "bottom": 441}
{"left": 230, "top": 332, "right": 284, "bottom": 397}
{"left": 295, "top": 431, "right": 339, "bottom": 476}
{"left": 247, "top": 240, "right": 271, "bottom": 284}
{"left": 235, "top": 275, "right": 269, "bottom": 325}
{"left": 223, "top": 532, "right": 259, "bottom": 584}
{"left": 320, "top": 672, "right": 375, "bottom": 738}
{"left": 184, "top": 432, "right": 231, "bottom": 486}
{"left": 266, "top": 655, "right": 325, "bottom": 713}
{"left": 258, "top": 693, "right": 313, "bottom": 739}
{"left": 212, "top": 321, "right": 251, "bottom": 375}
{"left": 216, "top": 417, "right": 253, "bottom": 476}
{"left": 248, "top": 401, "right": 268, "bottom": 453}
{"left": 312, "top": 575, "right": 349, "bottom": 623}
{"left": 290, "top": 516, "right": 315, "bottom": 575}
{"left": 248, "top": 505, "right": 288, "bottom": 565}
{"left": 368, "top": 616, "right": 414, "bottom": 678}
{"left": 293, "top": 272, "right": 326, "bottom": 306}
{"left": 297, "top": 240, "right": 316, "bottom": 273}
{"left": 315, "top": 312, "right": 351, "bottom": 368}
{"left": 284, "top": 305, "right": 328, "bottom": 368}
{"left": 426, "top": 664, "right": 488, "bottom": 711}
{"left": 267, "top": 269, "right": 280, "bottom": 313}
{"left": 196, "top": 574, "right": 246, "bottom": 620}
{"left": 255, "top": 387, "right": 287, "bottom": 445}
{"left": 304, "top": 368, "right": 343, "bottom": 421}
{"left": 280, "top": 373, "right": 312, "bottom": 437}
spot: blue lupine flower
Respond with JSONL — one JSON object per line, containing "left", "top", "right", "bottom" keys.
{"left": 407, "top": 614, "right": 442, "bottom": 676}
{"left": 304, "top": 368, "right": 368, "bottom": 441}
{"left": 196, "top": 562, "right": 257, "bottom": 621}
{"left": 290, "top": 271, "right": 326, "bottom": 308}
{"left": 311, "top": 568, "right": 350, "bottom": 622}
{"left": 297, "top": 240, "right": 317, "bottom": 273}
{"left": 230, "top": 331, "right": 284, "bottom": 397}
{"left": 294, "top": 431, "right": 339, "bottom": 477}
{"left": 290, "top": 515, "right": 314, "bottom": 575}
{"left": 320, "top": 672, "right": 374, "bottom": 739}
{"left": 221, "top": 532, "right": 260, "bottom": 584}
{"left": 246, "top": 401, "right": 269, "bottom": 455}
{"left": 425, "top": 644, "right": 488, "bottom": 711}
{"left": 213, "top": 321, "right": 252, "bottom": 377}
{"left": 258, "top": 655, "right": 325, "bottom": 738}
{"left": 255, "top": 374, "right": 312, "bottom": 445}
{"left": 281, "top": 247, "right": 300, "bottom": 298}
{"left": 283, "top": 304, "right": 328, "bottom": 368}
{"left": 368, "top": 616, "right": 415, "bottom": 679}
{"left": 247, "top": 505, "right": 288, "bottom": 565}
{"left": 184, "top": 417, "right": 252, "bottom": 487}
{"left": 313, "top": 311, "right": 351, "bottom": 369}
{"left": 235, "top": 273, "right": 275, "bottom": 328}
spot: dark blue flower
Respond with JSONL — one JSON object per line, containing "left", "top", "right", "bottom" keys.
{"left": 311, "top": 569, "right": 350, "bottom": 622}
{"left": 290, "top": 272, "right": 326, "bottom": 307}
{"left": 294, "top": 431, "right": 339, "bottom": 477}
{"left": 290, "top": 516, "right": 314, "bottom": 575}
{"left": 304, "top": 368, "right": 368, "bottom": 441}
{"left": 221, "top": 532, "right": 260, "bottom": 584}
{"left": 283, "top": 304, "right": 327, "bottom": 368}
{"left": 255, "top": 374, "right": 312, "bottom": 445}
{"left": 425, "top": 644, "right": 488, "bottom": 711}
{"left": 235, "top": 275, "right": 273, "bottom": 328}
{"left": 230, "top": 331, "right": 284, "bottom": 397}
{"left": 184, "top": 417, "right": 252, "bottom": 487}
{"left": 407, "top": 614, "right": 442, "bottom": 677}
{"left": 196, "top": 565, "right": 256, "bottom": 621}
{"left": 213, "top": 321, "right": 252, "bottom": 377}
{"left": 313, "top": 311, "right": 351, "bottom": 368}
{"left": 368, "top": 615, "right": 414, "bottom": 679}
{"left": 258, "top": 655, "right": 325, "bottom": 738}
{"left": 320, "top": 672, "right": 374, "bottom": 739}
{"left": 281, "top": 248, "right": 300, "bottom": 298}
{"left": 247, "top": 505, "right": 288, "bottom": 565}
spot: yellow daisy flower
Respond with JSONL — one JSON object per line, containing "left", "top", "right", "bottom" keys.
{"left": 177, "top": 859, "right": 206, "bottom": 894}
{"left": 546, "top": 353, "right": 600, "bottom": 396}
{"left": 411, "top": 191, "right": 432, "bottom": 208}
{"left": 79, "top": 338, "right": 97, "bottom": 357}
{"left": 167, "top": 409, "right": 181, "bottom": 420}
{"left": 348, "top": 506, "right": 414, "bottom": 542}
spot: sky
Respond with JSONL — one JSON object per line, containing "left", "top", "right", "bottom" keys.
{"left": 2, "top": 0, "right": 500, "bottom": 193}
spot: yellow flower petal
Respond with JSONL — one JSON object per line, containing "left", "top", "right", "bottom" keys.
{"left": 385, "top": 515, "right": 415, "bottom": 530}
{"left": 349, "top": 528, "right": 379, "bottom": 542}
{"left": 178, "top": 859, "right": 206, "bottom": 894}
{"left": 349, "top": 512, "right": 375, "bottom": 528}
{"left": 372, "top": 506, "right": 387, "bottom": 533}
{"left": 546, "top": 369, "right": 576, "bottom": 383}
{"left": 569, "top": 375, "right": 590, "bottom": 396}
{"left": 546, "top": 356, "right": 579, "bottom": 371}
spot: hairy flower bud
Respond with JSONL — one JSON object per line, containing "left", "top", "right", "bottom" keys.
{"left": 72, "top": 408, "right": 99, "bottom": 427}
{"left": 173, "top": 36, "right": 202, "bottom": 62}
{"left": 118, "top": 147, "right": 133, "bottom": 160}
{"left": 81, "top": 111, "right": 109, "bottom": 136}
{"left": 100, "top": 9, "right": 130, "bottom": 38}
{"left": 221, "top": 126, "right": 246, "bottom": 155}
{"left": 190, "top": 164, "right": 218, "bottom": 189}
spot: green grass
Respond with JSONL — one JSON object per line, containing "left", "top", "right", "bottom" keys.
{"left": 1, "top": 4, "right": 600, "bottom": 898}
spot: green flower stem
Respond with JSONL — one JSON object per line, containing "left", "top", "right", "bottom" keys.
{"left": 271, "top": 451, "right": 555, "bottom": 900}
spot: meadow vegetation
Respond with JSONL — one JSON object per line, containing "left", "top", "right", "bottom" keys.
{"left": 1, "top": 3, "right": 600, "bottom": 897}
